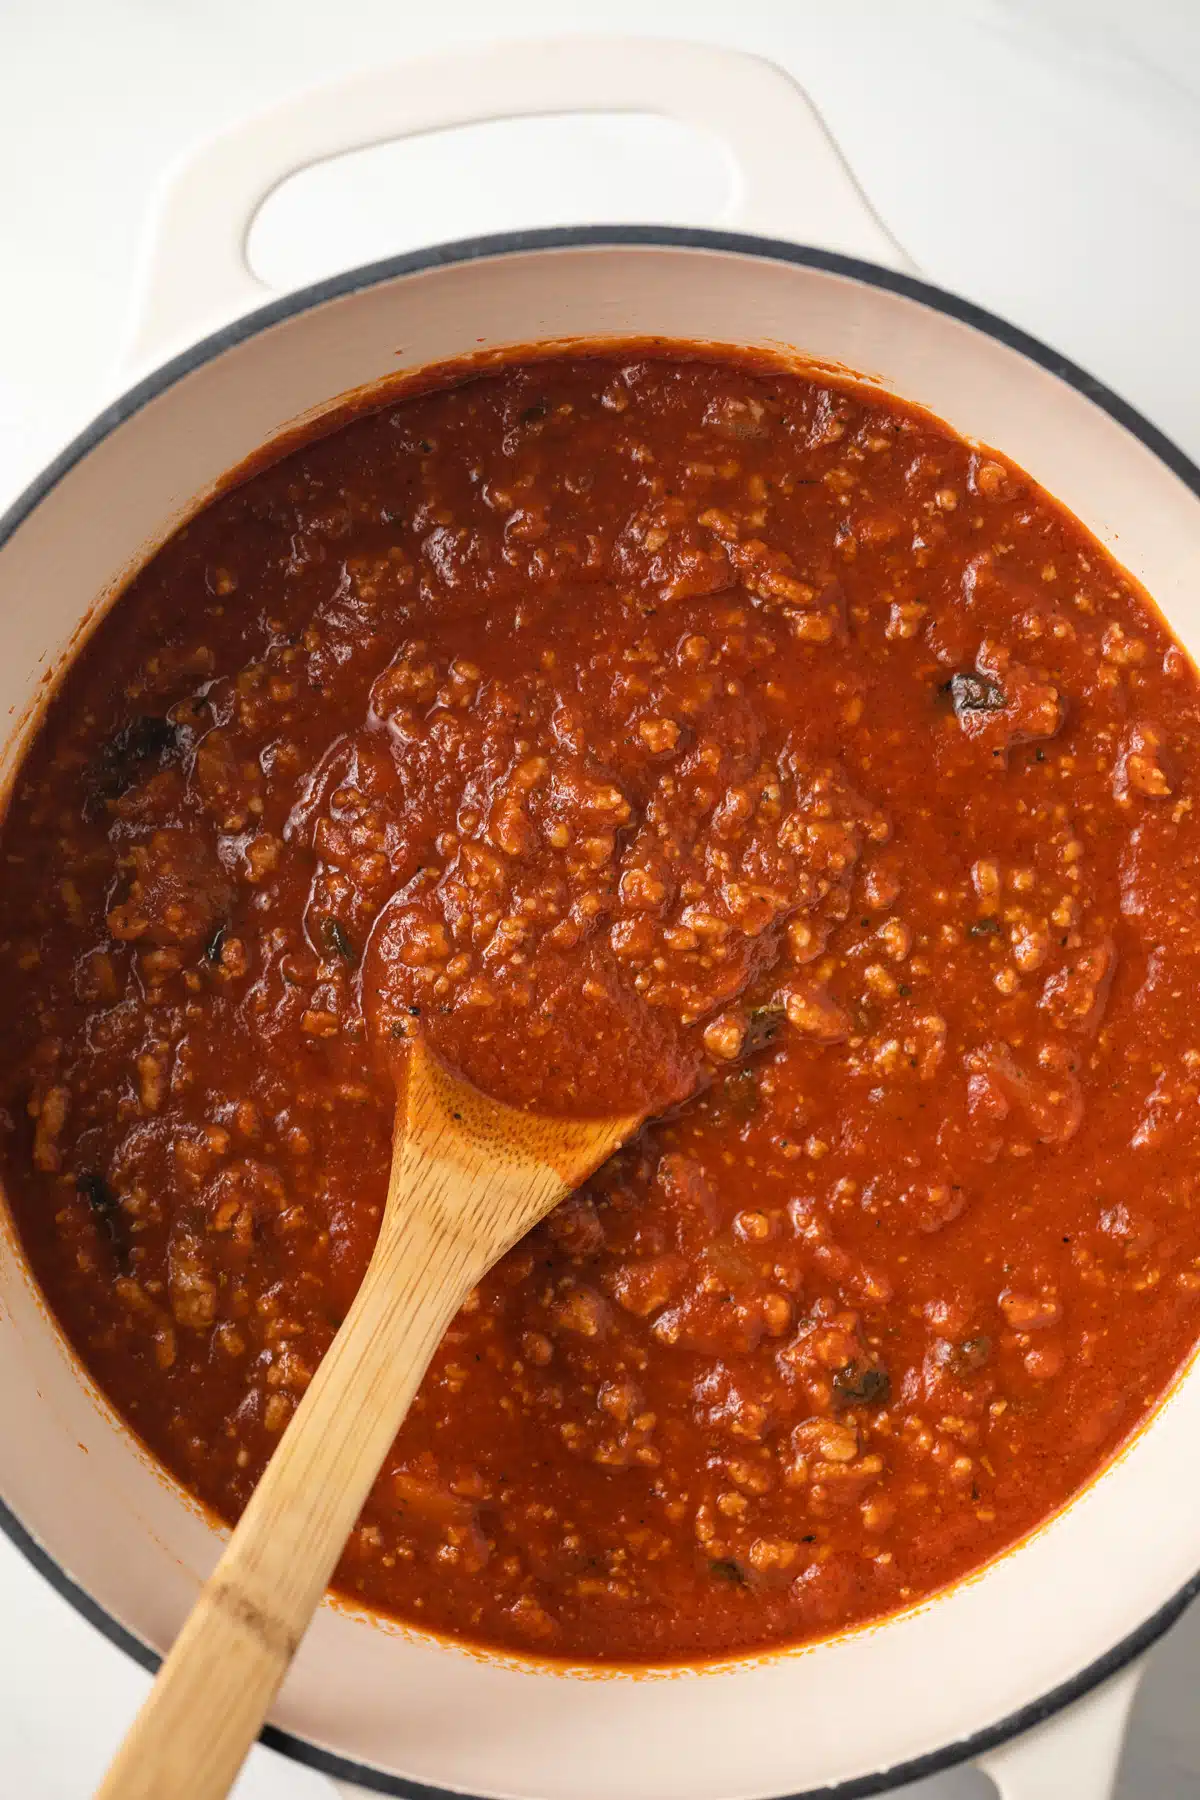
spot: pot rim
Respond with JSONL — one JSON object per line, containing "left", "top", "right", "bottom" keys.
{"left": 2, "top": 223, "right": 1199, "bottom": 1800}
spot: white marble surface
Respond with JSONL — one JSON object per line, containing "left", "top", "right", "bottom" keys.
{"left": 1, "top": 1, "right": 1199, "bottom": 1795}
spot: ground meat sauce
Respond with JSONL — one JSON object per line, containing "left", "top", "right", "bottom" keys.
{"left": 4, "top": 351, "right": 1200, "bottom": 1664}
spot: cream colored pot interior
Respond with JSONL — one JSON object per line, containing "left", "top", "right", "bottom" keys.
{"left": 2, "top": 240, "right": 1200, "bottom": 1800}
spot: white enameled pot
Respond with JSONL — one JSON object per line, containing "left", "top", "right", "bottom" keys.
{"left": 1, "top": 37, "right": 1198, "bottom": 1800}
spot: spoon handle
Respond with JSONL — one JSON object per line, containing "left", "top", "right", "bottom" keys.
{"left": 94, "top": 1192, "right": 474, "bottom": 1800}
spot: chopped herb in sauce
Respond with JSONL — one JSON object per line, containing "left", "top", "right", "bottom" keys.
{"left": 746, "top": 1003, "right": 786, "bottom": 1052}
{"left": 76, "top": 1171, "right": 125, "bottom": 1261}
{"left": 93, "top": 713, "right": 178, "bottom": 801}
{"left": 832, "top": 1363, "right": 891, "bottom": 1406}
{"left": 323, "top": 918, "right": 355, "bottom": 963}
{"left": 945, "top": 671, "right": 1007, "bottom": 716}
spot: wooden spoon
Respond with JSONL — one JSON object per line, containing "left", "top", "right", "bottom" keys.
{"left": 97, "top": 1037, "right": 639, "bottom": 1800}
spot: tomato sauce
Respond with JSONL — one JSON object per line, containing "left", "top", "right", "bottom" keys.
{"left": 3, "top": 352, "right": 1200, "bottom": 1663}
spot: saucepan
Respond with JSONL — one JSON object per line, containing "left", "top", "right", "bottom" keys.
{"left": 1, "top": 36, "right": 1198, "bottom": 1800}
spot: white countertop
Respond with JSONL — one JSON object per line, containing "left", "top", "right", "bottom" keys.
{"left": 1, "top": 2, "right": 1199, "bottom": 1794}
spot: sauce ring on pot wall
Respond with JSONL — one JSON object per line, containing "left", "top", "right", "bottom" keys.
{"left": 4, "top": 347, "right": 1200, "bottom": 1665}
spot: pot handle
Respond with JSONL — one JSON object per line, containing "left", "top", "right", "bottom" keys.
{"left": 122, "top": 35, "right": 912, "bottom": 370}
{"left": 974, "top": 1661, "right": 1144, "bottom": 1800}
